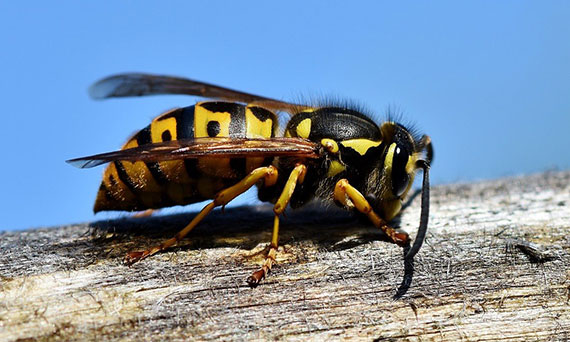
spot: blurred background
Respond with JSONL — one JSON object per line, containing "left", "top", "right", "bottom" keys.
{"left": 1, "top": 1, "right": 569, "bottom": 231}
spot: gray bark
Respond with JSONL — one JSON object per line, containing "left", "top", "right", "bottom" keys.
{"left": 1, "top": 171, "right": 569, "bottom": 341}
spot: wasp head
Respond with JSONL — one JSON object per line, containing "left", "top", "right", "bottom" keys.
{"left": 368, "top": 122, "right": 432, "bottom": 260}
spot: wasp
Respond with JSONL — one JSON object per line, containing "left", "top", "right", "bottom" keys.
{"left": 68, "top": 73, "right": 433, "bottom": 286}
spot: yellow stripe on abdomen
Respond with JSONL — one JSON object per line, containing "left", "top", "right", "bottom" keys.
{"left": 244, "top": 105, "right": 276, "bottom": 172}
{"left": 195, "top": 102, "right": 234, "bottom": 178}
{"left": 194, "top": 104, "right": 231, "bottom": 138}
{"left": 245, "top": 106, "right": 273, "bottom": 138}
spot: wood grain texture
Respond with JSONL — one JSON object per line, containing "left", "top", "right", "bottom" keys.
{"left": 1, "top": 171, "right": 569, "bottom": 341}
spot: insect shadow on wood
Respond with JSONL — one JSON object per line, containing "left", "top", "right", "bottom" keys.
{"left": 88, "top": 204, "right": 397, "bottom": 258}
{"left": 87, "top": 203, "right": 416, "bottom": 295}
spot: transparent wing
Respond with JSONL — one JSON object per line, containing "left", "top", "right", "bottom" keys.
{"left": 89, "top": 73, "right": 308, "bottom": 113}
{"left": 67, "top": 137, "right": 320, "bottom": 169}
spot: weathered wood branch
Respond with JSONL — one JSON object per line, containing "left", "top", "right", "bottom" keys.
{"left": 1, "top": 171, "right": 569, "bottom": 341}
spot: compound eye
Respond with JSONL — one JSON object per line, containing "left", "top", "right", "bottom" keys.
{"left": 391, "top": 144, "right": 410, "bottom": 197}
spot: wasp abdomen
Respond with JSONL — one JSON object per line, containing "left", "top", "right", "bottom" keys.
{"left": 94, "top": 102, "right": 277, "bottom": 212}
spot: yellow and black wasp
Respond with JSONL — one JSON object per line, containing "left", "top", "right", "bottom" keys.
{"left": 68, "top": 73, "right": 433, "bottom": 286}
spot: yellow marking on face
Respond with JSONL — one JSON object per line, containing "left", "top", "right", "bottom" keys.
{"left": 398, "top": 152, "right": 419, "bottom": 199}
{"left": 326, "top": 160, "right": 346, "bottom": 177}
{"left": 194, "top": 103, "right": 231, "bottom": 138}
{"left": 384, "top": 143, "right": 396, "bottom": 170}
{"left": 384, "top": 143, "right": 417, "bottom": 199}
{"left": 340, "top": 139, "right": 382, "bottom": 156}
{"left": 406, "top": 152, "right": 419, "bottom": 174}
{"left": 296, "top": 118, "right": 312, "bottom": 139}
{"left": 284, "top": 129, "right": 292, "bottom": 137}
{"left": 245, "top": 107, "right": 274, "bottom": 138}
{"left": 321, "top": 138, "right": 339, "bottom": 153}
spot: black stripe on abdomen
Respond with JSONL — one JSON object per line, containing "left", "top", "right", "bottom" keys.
{"left": 174, "top": 106, "right": 204, "bottom": 179}
{"left": 114, "top": 161, "right": 139, "bottom": 193}
{"left": 136, "top": 126, "right": 169, "bottom": 185}
{"left": 175, "top": 106, "right": 196, "bottom": 139}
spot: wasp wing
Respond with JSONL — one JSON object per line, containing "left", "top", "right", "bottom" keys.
{"left": 67, "top": 137, "right": 320, "bottom": 169}
{"left": 89, "top": 73, "right": 308, "bottom": 113}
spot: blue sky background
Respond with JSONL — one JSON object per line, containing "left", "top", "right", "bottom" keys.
{"left": 1, "top": 1, "right": 569, "bottom": 231}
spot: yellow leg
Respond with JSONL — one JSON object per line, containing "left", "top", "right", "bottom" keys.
{"left": 247, "top": 164, "right": 307, "bottom": 286}
{"left": 334, "top": 179, "right": 409, "bottom": 246}
{"left": 125, "top": 165, "right": 279, "bottom": 265}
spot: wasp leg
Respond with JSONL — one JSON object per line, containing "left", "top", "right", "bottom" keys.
{"left": 125, "top": 165, "right": 279, "bottom": 265}
{"left": 333, "top": 179, "right": 409, "bottom": 246}
{"left": 247, "top": 164, "right": 307, "bottom": 287}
